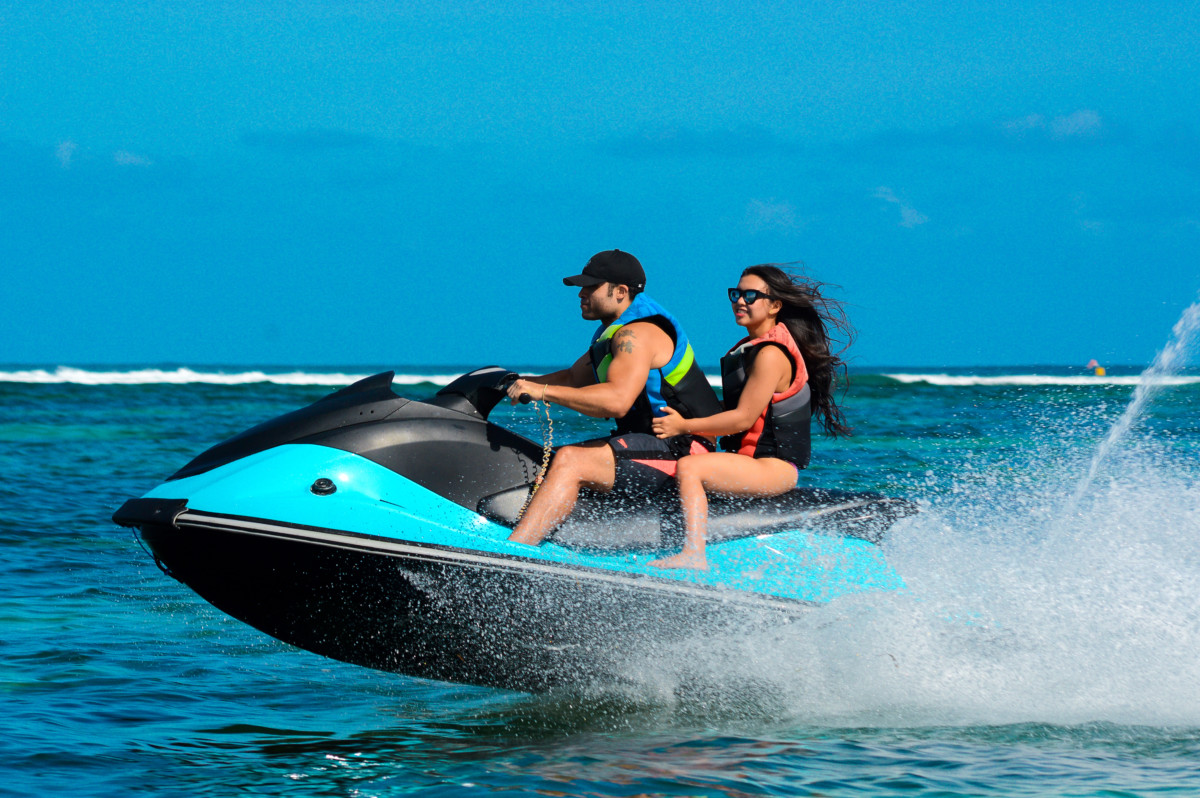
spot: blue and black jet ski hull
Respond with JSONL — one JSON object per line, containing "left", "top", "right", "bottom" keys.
{"left": 115, "top": 368, "right": 916, "bottom": 692}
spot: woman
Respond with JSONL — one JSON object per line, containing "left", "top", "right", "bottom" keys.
{"left": 650, "top": 264, "right": 853, "bottom": 570}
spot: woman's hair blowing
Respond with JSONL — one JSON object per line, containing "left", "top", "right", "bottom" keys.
{"left": 741, "top": 263, "right": 854, "bottom": 437}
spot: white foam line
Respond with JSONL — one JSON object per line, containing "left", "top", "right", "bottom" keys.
{"left": 883, "top": 373, "right": 1200, "bottom": 387}
{"left": 0, "top": 366, "right": 459, "bottom": 387}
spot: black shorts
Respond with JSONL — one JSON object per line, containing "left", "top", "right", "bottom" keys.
{"left": 607, "top": 433, "right": 714, "bottom": 499}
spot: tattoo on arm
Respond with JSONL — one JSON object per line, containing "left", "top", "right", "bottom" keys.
{"left": 613, "top": 328, "right": 636, "bottom": 355}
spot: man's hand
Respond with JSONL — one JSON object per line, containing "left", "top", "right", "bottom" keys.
{"left": 652, "top": 406, "right": 689, "bottom": 438}
{"left": 507, "top": 378, "right": 540, "bottom": 404}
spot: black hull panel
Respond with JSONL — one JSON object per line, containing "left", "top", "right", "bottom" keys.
{"left": 139, "top": 515, "right": 810, "bottom": 692}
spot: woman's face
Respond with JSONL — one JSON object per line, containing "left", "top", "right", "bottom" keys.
{"left": 731, "top": 274, "right": 780, "bottom": 328}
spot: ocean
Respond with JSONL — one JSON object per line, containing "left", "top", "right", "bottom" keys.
{"left": 4, "top": 351, "right": 1200, "bottom": 794}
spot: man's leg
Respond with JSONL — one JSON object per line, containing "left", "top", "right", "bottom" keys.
{"left": 508, "top": 441, "right": 616, "bottom": 545}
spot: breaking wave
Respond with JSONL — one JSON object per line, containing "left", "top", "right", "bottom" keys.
{"left": 882, "top": 372, "right": 1200, "bottom": 387}
{"left": 0, "top": 366, "right": 456, "bottom": 387}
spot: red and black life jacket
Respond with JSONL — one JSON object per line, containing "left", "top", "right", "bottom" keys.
{"left": 718, "top": 322, "right": 811, "bottom": 467}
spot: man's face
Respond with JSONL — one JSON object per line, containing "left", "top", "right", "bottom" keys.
{"left": 578, "top": 282, "right": 619, "bottom": 320}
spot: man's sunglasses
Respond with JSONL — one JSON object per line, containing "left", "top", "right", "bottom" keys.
{"left": 728, "top": 288, "right": 775, "bottom": 304}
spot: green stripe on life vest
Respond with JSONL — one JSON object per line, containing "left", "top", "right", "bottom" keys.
{"left": 664, "top": 342, "right": 695, "bottom": 386}
{"left": 594, "top": 323, "right": 623, "bottom": 383}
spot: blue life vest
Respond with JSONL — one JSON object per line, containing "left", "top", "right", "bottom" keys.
{"left": 587, "top": 293, "right": 722, "bottom": 436}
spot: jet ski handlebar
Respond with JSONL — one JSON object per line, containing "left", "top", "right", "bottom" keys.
{"left": 491, "top": 370, "right": 532, "bottom": 404}
{"left": 432, "top": 367, "right": 528, "bottom": 419}
{"left": 494, "top": 371, "right": 533, "bottom": 405}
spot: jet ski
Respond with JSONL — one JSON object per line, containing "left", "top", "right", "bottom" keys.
{"left": 114, "top": 367, "right": 917, "bottom": 692}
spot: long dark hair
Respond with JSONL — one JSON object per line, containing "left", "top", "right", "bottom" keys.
{"left": 741, "top": 263, "right": 854, "bottom": 437}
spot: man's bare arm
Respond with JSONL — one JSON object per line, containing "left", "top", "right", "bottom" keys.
{"left": 532, "top": 321, "right": 671, "bottom": 417}
{"left": 524, "top": 353, "right": 595, "bottom": 388}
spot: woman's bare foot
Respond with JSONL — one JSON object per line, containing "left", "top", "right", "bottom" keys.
{"left": 649, "top": 550, "right": 708, "bottom": 571}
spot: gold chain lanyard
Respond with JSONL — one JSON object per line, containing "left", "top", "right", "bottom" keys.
{"left": 516, "top": 387, "right": 554, "bottom": 520}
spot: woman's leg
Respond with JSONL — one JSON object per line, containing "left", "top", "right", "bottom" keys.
{"left": 650, "top": 454, "right": 797, "bottom": 570}
{"left": 649, "top": 454, "right": 712, "bottom": 570}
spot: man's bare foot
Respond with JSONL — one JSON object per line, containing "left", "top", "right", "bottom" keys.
{"left": 649, "top": 550, "right": 708, "bottom": 571}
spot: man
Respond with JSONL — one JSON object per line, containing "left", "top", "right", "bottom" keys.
{"left": 505, "top": 250, "right": 722, "bottom": 545}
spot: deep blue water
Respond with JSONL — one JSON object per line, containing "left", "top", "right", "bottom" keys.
{"left": 3, "top": 364, "right": 1199, "bottom": 796}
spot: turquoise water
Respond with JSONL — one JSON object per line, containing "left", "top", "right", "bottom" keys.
{"left": 3, "top": 364, "right": 1199, "bottom": 796}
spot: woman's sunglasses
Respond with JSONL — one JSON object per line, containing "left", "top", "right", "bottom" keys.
{"left": 728, "top": 288, "right": 775, "bottom": 304}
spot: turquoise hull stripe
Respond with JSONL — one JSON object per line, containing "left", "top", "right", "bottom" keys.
{"left": 146, "top": 443, "right": 903, "bottom": 604}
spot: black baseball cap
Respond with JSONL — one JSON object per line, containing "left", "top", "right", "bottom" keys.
{"left": 562, "top": 250, "right": 646, "bottom": 293}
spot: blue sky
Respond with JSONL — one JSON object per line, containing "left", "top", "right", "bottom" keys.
{"left": 2, "top": 1, "right": 1198, "bottom": 368}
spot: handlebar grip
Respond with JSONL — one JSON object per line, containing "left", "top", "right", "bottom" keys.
{"left": 518, "top": 393, "right": 532, "bottom": 404}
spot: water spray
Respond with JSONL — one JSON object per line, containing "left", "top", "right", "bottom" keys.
{"left": 517, "top": 387, "right": 555, "bottom": 520}
{"left": 1070, "top": 295, "right": 1200, "bottom": 507}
